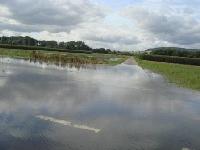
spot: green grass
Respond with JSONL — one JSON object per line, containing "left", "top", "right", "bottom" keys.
{"left": 0, "top": 48, "right": 32, "bottom": 58}
{"left": 0, "top": 48, "right": 127, "bottom": 65}
{"left": 135, "top": 57, "right": 200, "bottom": 91}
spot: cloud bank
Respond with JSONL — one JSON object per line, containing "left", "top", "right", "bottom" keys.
{"left": 0, "top": 0, "right": 200, "bottom": 50}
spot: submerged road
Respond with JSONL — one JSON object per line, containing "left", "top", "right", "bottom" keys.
{"left": 0, "top": 58, "right": 199, "bottom": 150}
{"left": 123, "top": 57, "right": 138, "bottom": 65}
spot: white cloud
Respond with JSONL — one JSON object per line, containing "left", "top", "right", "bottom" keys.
{"left": 122, "top": 0, "right": 200, "bottom": 49}
{"left": 0, "top": 0, "right": 200, "bottom": 50}
{"left": 0, "top": 5, "right": 11, "bottom": 17}
{"left": 0, "top": 0, "right": 106, "bottom": 32}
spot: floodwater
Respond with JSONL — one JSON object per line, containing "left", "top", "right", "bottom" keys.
{"left": 0, "top": 58, "right": 200, "bottom": 150}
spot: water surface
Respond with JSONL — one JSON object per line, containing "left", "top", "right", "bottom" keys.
{"left": 0, "top": 58, "right": 200, "bottom": 150}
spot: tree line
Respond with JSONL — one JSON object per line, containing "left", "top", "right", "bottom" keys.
{"left": 0, "top": 36, "right": 119, "bottom": 54}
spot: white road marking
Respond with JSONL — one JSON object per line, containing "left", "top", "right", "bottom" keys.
{"left": 36, "top": 115, "right": 100, "bottom": 133}
{"left": 182, "top": 148, "right": 190, "bottom": 150}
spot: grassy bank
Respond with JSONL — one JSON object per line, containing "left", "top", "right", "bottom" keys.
{"left": 135, "top": 57, "right": 200, "bottom": 91}
{"left": 0, "top": 48, "right": 127, "bottom": 65}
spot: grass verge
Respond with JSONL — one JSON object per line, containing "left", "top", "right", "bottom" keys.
{"left": 135, "top": 57, "right": 200, "bottom": 91}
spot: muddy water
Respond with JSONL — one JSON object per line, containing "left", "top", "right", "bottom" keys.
{"left": 0, "top": 58, "right": 200, "bottom": 150}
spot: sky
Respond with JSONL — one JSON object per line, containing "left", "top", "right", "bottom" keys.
{"left": 0, "top": 0, "right": 200, "bottom": 51}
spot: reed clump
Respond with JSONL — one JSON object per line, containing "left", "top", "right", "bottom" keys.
{"left": 30, "top": 51, "right": 100, "bottom": 66}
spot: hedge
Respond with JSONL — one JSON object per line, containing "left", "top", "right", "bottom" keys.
{"left": 0, "top": 44, "right": 92, "bottom": 54}
{"left": 139, "top": 54, "right": 200, "bottom": 66}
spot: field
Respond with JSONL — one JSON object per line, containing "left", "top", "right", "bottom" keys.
{"left": 136, "top": 57, "right": 200, "bottom": 91}
{"left": 0, "top": 48, "right": 128, "bottom": 65}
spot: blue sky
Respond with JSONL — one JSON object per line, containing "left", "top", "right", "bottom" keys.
{"left": 0, "top": 0, "right": 200, "bottom": 51}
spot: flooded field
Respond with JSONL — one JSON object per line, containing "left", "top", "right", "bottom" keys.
{"left": 0, "top": 58, "right": 200, "bottom": 150}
